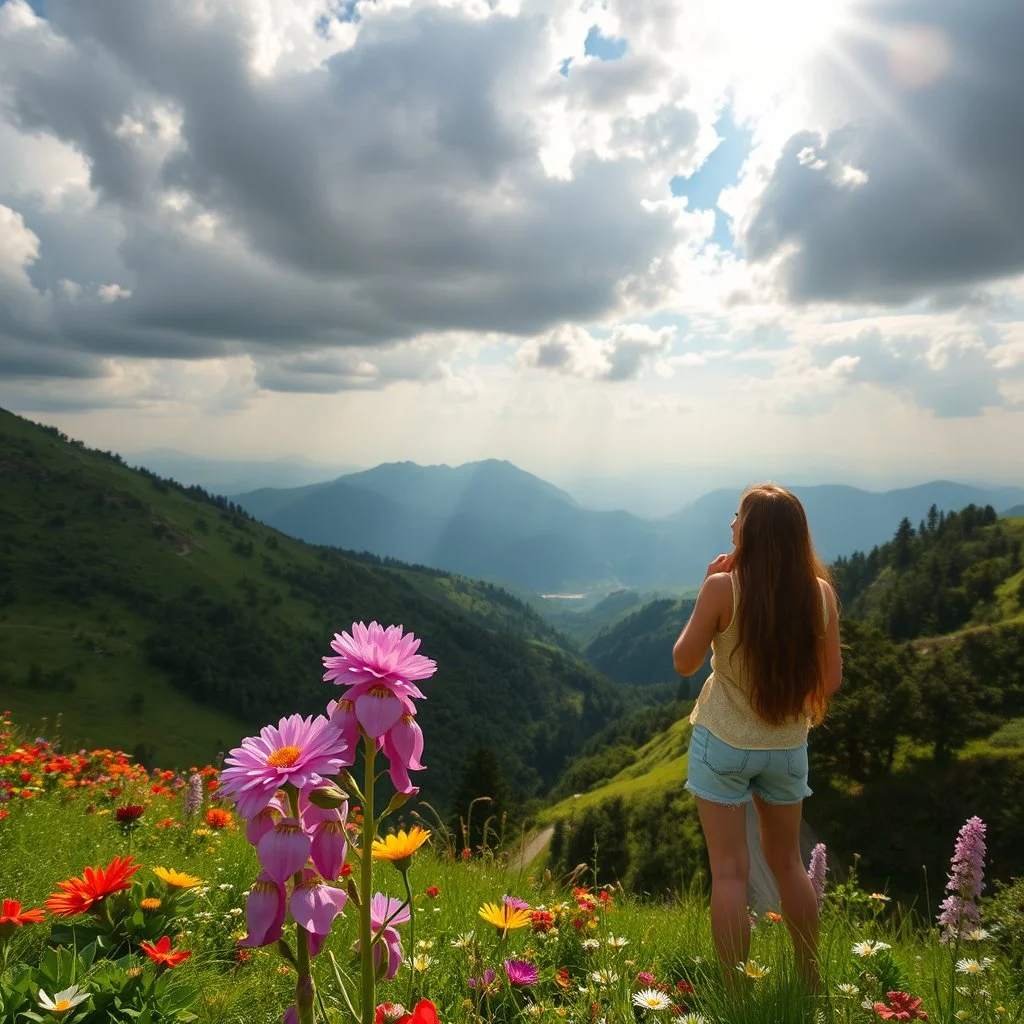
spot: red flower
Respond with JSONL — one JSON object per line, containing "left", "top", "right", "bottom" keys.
{"left": 531, "top": 910, "right": 554, "bottom": 932}
{"left": 425, "top": 885, "right": 440, "bottom": 898}
{"left": 874, "top": 992, "right": 928, "bottom": 1021}
{"left": 555, "top": 968, "right": 572, "bottom": 990}
{"left": 115, "top": 804, "right": 146, "bottom": 823}
{"left": 46, "top": 855, "right": 141, "bottom": 917}
{"left": 140, "top": 935, "right": 192, "bottom": 968}
{"left": 340, "top": 863, "right": 353, "bottom": 876}
{"left": 675, "top": 980, "right": 694, "bottom": 995}
{"left": 205, "top": 808, "right": 233, "bottom": 829}
{"left": 395, "top": 999, "right": 439, "bottom": 1024}
{"left": 764, "top": 911, "right": 783, "bottom": 923}
{"left": 460, "top": 848, "right": 471, "bottom": 861}
{"left": 0, "top": 899, "right": 46, "bottom": 935}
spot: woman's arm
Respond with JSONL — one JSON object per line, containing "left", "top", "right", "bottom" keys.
{"left": 823, "top": 582, "right": 842, "bottom": 695}
{"left": 673, "top": 558, "right": 732, "bottom": 677}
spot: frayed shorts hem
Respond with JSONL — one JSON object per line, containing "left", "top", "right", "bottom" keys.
{"left": 750, "top": 784, "right": 809, "bottom": 806}
{"left": 684, "top": 780, "right": 751, "bottom": 806}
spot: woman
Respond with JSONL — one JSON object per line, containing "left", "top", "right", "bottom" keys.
{"left": 672, "top": 483, "right": 842, "bottom": 989}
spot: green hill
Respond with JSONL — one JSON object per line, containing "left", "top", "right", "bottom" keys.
{"left": 0, "top": 409, "right": 628, "bottom": 806}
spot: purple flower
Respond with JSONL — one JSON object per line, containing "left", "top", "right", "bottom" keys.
{"left": 503, "top": 895, "right": 530, "bottom": 911}
{"left": 807, "top": 843, "right": 827, "bottom": 909}
{"left": 504, "top": 959, "right": 539, "bottom": 987}
{"left": 258, "top": 819, "right": 313, "bottom": 883}
{"left": 468, "top": 968, "right": 496, "bottom": 989}
{"left": 937, "top": 816, "right": 987, "bottom": 942}
{"left": 636, "top": 971, "right": 656, "bottom": 985}
{"left": 323, "top": 623, "right": 436, "bottom": 738}
{"left": 219, "top": 714, "right": 352, "bottom": 819}
{"left": 183, "top": 773, "right": 203, "bottom": 818}
{"left": 290, "top": 871, "right": 348, "bottom": 940}
{"left": 238, "top": 874, "right": 287, "bottom": 948}
{"left": 354, "top": 894, "right": 410, "bottom": 981}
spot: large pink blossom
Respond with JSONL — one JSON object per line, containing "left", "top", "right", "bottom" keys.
{"left": 238, "top": 874, "right": 287, "bottom": 948}
{"left": 290, "top": 871, "right": 348, "bottom": 938}
{"left": 323, "top": 621, "right": 436, "bottom": 688}
{"left": 219, "top": 714, "right": 352, "bottom": 819}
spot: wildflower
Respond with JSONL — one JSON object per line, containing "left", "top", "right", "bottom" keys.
{"left": 355, "top": 894, "right": 409, "bottom": 981}
{"left": 836, "top": 983, "right": 860, "bottom": 996}
{"left": 372, "top": 827, "right": 431, "bottom": 868}
{"left": 38, "top": 985, "right": 90, "bottom": 1014}
{"left": 807, "top": 843, "right": 827, "bottom": 908}
{"left": 676, "top": 1016, "right": 707, "bottom": 1024}
{"left": 764, "top": 910, "right": 783, "bottom": 922}
{"left": 505, "top": 959, "right": 539, "bottom": 986}
{"left": 115, "top": 803, "right": 145, "bottom": 823}
{"left": 736, "top": 960, "right": 770, "bottom": 980}
{"left": 205, "top": 808, "right": 233, "bottom": 830}
{"left": 852, "top": 940, "right": 892, "bottom": 957}
{"left": 153, "top": 867, "right": 201, "bottom": 889}
{"left": 0, "top": 899, "right": 46, "bottom": 935}
{"left": 290, "top": 871, "right": 348, "bottom": 940}
{"left": 503, "top": 894, "right": 531, "bottom": 911}
{"left": 46, "top": 855, "right": 141, "bottom": 917}
{"left": 630, "top": 988, "right": 671, "bottom": 1011}
{"left": 956, "top": 958, "right": 992, "bottom": 975}
{"left": 393, "top": 999, "right": 440, "bottom": 1024}
{"left": 425, "top": 885, "right": 440, "bottom": 898}
{"left": 218, "top": 714, "right": 351, "bottom": 819}
{"left": 323, "top": 621, "right": 436, "bottom": 697}
{"left": 964, "top": 928, "right": 992, "bottom": 941}
{"left": 376, "top": 1004, "right": 407, "bottom": 1024}
{"left": 675, "top": 980, "right": 694, "bottom": 996}
{"left": 937, "top": 816, "right": 987, "bottom": 943}
{"left": 607, "top": 935, "right": 629, "bottom": 948}
{"left": 411, "top": 954, "right": 433, "bottom": 972}
{"left": 636, "top": 971, "right": 656, "bottom": 985}
{"left": 555, "top": 967, "right": 572, "bottom": 990}
{"left": 140, "top": 936, "right": 191, "bottom": 968}
{"left": 872, "top": 992, "right": 928, "bottom": 1021}
{"left": 581, "top": 938, "right": 600, "bottom": 951}
{"left": 591, "top": 969, "right": 618, "bottom": 986}
{"left": 451, "top": 932, "right": 474, "bottom": 948}
{"left": 468, "top": 968, "right": 496, "bottom": 989}
{"left": 257, "top": 819, "right": 313, "bottom": 884}
{"left": 531, "top": 909, "right": 554, "bottom": 932}
{"left": 139, "top": 898, "right": 162, "bottom": 913}
{"left": 479, "top": 901, "right": 532, "bottom": 937}
{"left": 460, "top": 848, "right": 471, "bottom": 861}
{"left": 870, "top": 893, "right": 892, "bottom": 903}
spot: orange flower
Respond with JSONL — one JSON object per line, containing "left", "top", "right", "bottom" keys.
{"left": 140, "top": 935, "right": 191, "bottom": 968}
{"left": 45, "top": 855, "right": 141, "bottom": 917}
{"left": 0, "top": 899, "right": 46, "bottom": 934}
{"left": 205, "top": 808, "right": 233, "bottom": 830}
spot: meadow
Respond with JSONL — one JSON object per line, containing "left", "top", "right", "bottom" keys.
{"left": 1, "top": 706, "right": 1021, "bottom": 1024}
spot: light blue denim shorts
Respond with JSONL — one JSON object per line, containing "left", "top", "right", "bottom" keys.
{"left": 685, "top": 725, "right": 813, "bottom": 806}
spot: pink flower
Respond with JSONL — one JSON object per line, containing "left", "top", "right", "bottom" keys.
{"left": 238, "top": 874, "right": 287, "bottom": 948}
{"left": 504, "top": 959, "right": 539, "bottom": 987}
{"left": 382, "top": 715, "right": 426, "bottom": 794}
{"left": 258, "top": 819, "right": 313, "bottom": 883}
{"left": 311, "top": 819, "right": 349, "bottom": 881}
{"left": 873, "top": 991, "right": 928, "bottom": 1021}
{"left": 807, "top": 843, "right": 827, "bottom": 908}
{"left": 290, "top": 871, "right": 348, "bottom": 938}
{"left": 324, "top": 621, "right": 436, "bottom": 690}
{"left": 636, "top": 972, "right": 656, "bottom": 985}
{"left": 246, "top": 795, "right": 287, "bottom": 846}
{"left": 355, "top": 893, "right": 410, "bottom": 981}
{"left": 937, "top": 816, "right": 987, "bottom": 942}
{"left": 219, "top": 715, "right": 352, "bottom": 819}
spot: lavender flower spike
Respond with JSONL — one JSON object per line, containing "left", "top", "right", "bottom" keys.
{"left": 807, "top": 843, "right": 827, "bottom": 909}
{"left": 184, "top": 773, "right": 203, "bottom": 818}
{"left": 937, "top": 816, "right": 987, "bottom": 943}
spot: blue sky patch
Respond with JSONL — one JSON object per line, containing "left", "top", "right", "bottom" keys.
{"left": 584, "top": 25, "right": 627, "bottom": 61}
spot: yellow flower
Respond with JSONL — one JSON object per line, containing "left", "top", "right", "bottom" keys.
{"left": 478, "top": 902, "right": 532, "bottom": 937}
{"left": 139, "top": 898, "right": 162, "bottom": 912}
{"left": 153, "top": 867, "right": 201, "bottom": 889}
{"left": 372, "top": 827, "right": 431, "bottom": 868}
{"left": 736, "top": 960, "right": 770, "bottom": 980}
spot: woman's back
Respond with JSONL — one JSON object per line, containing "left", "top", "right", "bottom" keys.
{"left": 688, "top": 571, "right": 829, "bottom": 749}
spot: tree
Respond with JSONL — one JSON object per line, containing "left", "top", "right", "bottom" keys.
{"left": 449, "top": 747, "right": 510, "bottom": 852}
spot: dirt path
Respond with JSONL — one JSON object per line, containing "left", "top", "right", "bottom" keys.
{"left": 510, "top": 825, "right": 554, "bottom": 872}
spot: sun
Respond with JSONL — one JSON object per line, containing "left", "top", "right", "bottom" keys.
{"left": 722, "top": 0, "right": 857, "bottom": 81}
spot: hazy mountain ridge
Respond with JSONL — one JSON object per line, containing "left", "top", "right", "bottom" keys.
{"left": 235, "top": 461, "right": 1024, "bottom": 593}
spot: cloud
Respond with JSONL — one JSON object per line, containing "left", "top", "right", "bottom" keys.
{"left": 744, "top": 0, "right": 1024, "bottom": 303}
{"left": 518, "top": 323, "right": 675, "bottom": 381}
{"left": 0, "top": 0, "right": 712, "bottom": 391}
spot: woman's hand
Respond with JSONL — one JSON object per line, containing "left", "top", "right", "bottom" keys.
{"left": 705, "top": 553, "right": 734, "bottom": 579}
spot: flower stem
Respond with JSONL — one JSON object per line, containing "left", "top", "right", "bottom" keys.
{"left": 288, "top": 787, "right": 316, "bottom": 1024}
{"left": 401, "top": 867, "right": 415, "bottom": 1008}
{"left": 360, "top": 736, "right": 377, "bottom": 1024}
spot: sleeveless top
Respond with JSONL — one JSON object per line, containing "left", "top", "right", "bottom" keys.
{"left": 688, "top": 572, "right": 829, "bottom": 750}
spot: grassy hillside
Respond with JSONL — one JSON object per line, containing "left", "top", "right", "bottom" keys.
{"left": 0, "top": 409, "right": 628, "bottom": 805}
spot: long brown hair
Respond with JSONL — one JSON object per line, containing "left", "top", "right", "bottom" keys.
{"left": 732, "top": 483, "right": 832, "bottom": 726}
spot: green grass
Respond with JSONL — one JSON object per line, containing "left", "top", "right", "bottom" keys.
{"left": 1, "top": 779, "right": 1021, "bottom": 1024}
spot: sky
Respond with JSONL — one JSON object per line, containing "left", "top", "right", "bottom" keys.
{"left": 2, "top": 0, "right": 1024, "bottom": 494}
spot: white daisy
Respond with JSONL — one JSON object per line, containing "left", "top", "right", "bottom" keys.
{"left": 957, "top": 958, "right": 985, "bottom": 974}
{"left": 411, "top": 954, "right": 433, "bottom": 972}
{"left": 451, "top": 932, "right": 474, "bottom": 948}
{"left": 38, "top": 986, "right": 90, "bottom": 1014}
{"left": 736, "top": 960, "right": 770, "bottom": 980}
{"left": 852, "top": 940, "right": 891, "bottom": 957}
{"left": 590, "top": 969, "right": 618, "bottom": 986}
{"left": 965, "top": 928, "right": 993, "bottom": 941}
{"left": 632, "top": 989, "right": 672, "bottom": 1011}
{"left": 676, "top": 1016, "right": 708, "bottom": 1024}
{"left": 582, "top": 938, "right": 600, "bottom": 951}
{"left": 836, "top": 983, "right": 860, "bottom": 997}
{"left": 607, "top": 935, "right": 629, "bottom": 949}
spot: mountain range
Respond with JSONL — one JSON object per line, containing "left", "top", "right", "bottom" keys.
{"left": 233, "top": 461, "right": 1024, "bottom": 592}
